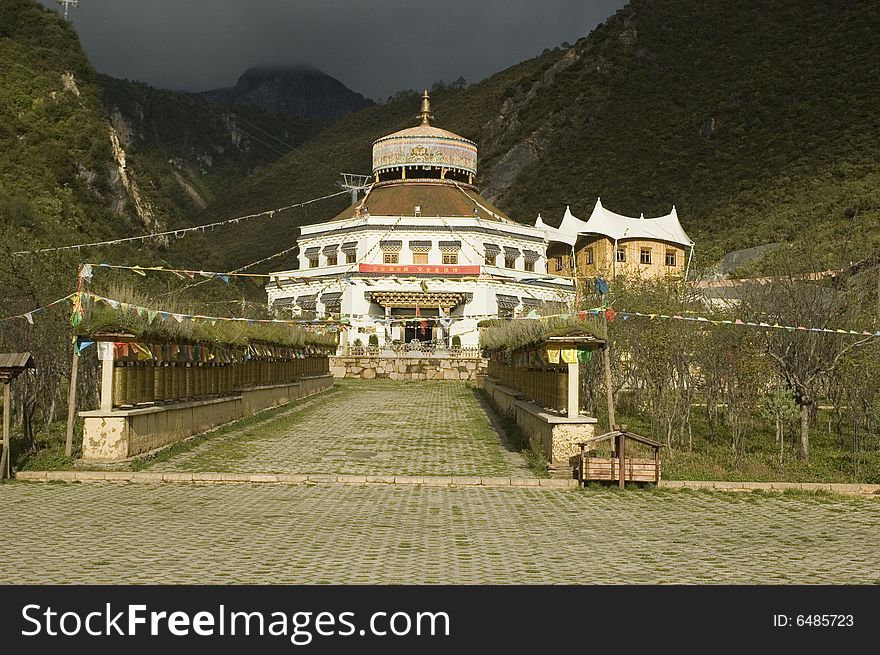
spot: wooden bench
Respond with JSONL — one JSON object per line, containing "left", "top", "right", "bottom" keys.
{"left": 572, "top": 428, "right": 662, "bottom": 488}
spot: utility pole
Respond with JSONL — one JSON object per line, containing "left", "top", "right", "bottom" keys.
{"left": 56, "top": 0, "right": 79, "bottom": 20}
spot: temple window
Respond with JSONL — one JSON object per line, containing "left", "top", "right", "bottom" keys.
{"left": 585, "top": 247, "right": 594, "bottom": 265}
{"left": 380, "top": 240, "right": 403, "bottom": 265}
{"left": 640, "top": 247, "right": 652, "bottom": 265}
{"left": 439, "top": 241, "right": 461, "bottom": 266}
{"left": 304, "top": 247, "right": 321, "bottom": 268}
{"left": 554, "top": 255, "right": 563, "bottom": 271}
{"left": 409, "top": 240, "right": 432, "bottom": 265}
{"left": 616, "top": 247, "right": 627, "bottom": 263}
{"left": 504, "top": 247, "right": 520, "bottom": 269}
{"left": 323, "top": 244, "right": 340, "bottom": 267}
{"left": 484, "top": 243, "right": 500, "bottom": 266}
{"left": 342, "top": 242, "right": 358, "bottom": 264}
{"left": 665, "top": 250, "right": 677, "bottom": 267}
{"left": 524, "top": 260, "right": 535, "bottom": 272}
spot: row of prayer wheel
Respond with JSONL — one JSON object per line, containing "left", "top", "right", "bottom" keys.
{"left": 487, "top": 359, "right": 568, "bottom": 413}
{"left": 111, "top": 358, "right": 329, "bottom": 408}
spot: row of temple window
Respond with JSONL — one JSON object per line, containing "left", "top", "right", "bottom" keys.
{"left": 554, "top": 247, "right": 678, "bottom": 268}
{"left": 308, "top": 252, "right": 358, "bottom": 268}
{"left": 380, "top": 252, "right": 537, "bottom": 271}
{"left": 307, "top": 248, "right": 538, "bottom": 271}
{"left": 483, "top": 253, "right": 534, "bottom": 271}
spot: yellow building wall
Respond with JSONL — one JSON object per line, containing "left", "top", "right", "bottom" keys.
{"left": 547, "top": 238, "right": 687, "bottom": 280}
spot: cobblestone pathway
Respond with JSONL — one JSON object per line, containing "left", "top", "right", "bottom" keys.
{"left": 148, "top": 380, "right": 532, "bottom": 477}
{"left": 2, "top": 482, "right": 877, "bottom": 584}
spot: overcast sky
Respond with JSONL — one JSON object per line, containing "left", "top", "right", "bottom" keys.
{"left": 40, "top": 0, "right": 625, "bottom": 99}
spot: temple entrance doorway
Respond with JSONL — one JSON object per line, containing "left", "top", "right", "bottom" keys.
{"left": 403, "top": 320, "right": 433, "bottom": 344}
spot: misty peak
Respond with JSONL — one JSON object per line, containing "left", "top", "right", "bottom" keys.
{"left": 203, "top": 65, "right": 374, "bottom": 122}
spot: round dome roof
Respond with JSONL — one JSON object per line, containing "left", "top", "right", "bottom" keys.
{"left": 371, "top": 92, "right": 477, "bottom": 177}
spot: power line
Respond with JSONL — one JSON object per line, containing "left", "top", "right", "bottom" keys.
{"left": 13, "top": 189, "right": 350, "bottom": 256}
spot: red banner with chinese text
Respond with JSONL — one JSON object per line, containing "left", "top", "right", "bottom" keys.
{"left": 358, "top": 264, "right": 481, "bottom": 275}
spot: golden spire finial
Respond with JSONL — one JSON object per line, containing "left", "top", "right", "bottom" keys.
{"left": 419, "top": 90, "right": 433, "bottom": 125}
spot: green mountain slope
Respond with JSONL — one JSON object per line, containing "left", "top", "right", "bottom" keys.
{"left": 99, "top": 75, "right": 323, "bottom": 227}
{"left": 0, "top": 0, "right": 324, "bottom": 273}
{"left": 198, "top": 0, "right": 880, "bottom": 273}
{"left": 0, "top": 0, "right": 138, "bottom": 248}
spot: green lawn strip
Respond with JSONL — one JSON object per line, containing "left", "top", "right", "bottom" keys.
{"left": 473, "top": 388, "right": 549, "bottom": 478}
{"left": 594, "top": 404, "right": 880, "bottom": 484}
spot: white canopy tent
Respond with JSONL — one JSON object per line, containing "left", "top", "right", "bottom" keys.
{"left": 537, "top": 199, "right": 693, "bottom": 247}
{"left": 535, "top": 213, "right": 577, "bottom": 246}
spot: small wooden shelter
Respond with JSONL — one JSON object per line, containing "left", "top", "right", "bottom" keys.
{"left": 572, "top": 426, "right": 662, "bottom": 488}
{"left": 0, "top": 352, "right": 35, "bottom": 480}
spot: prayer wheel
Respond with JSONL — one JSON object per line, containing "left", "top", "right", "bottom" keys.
{"left": 556, "top": 369, "right": 567, "bottom": 413}
{"left": 176, "top": 363, "right": 185, "bottom": 400}
{"left": 129, "top": 364, "right": 142, "bottom": 405}
{"left": 164, "top": 363, "right": 174, "bottom": 402}
{"left": 154, "top": 364, "right": 166, "bottom": 402}
{"left": 144, "top": 365, "right": 155, "bottom": 404}
{"left": 184, "top": 364, "right": 193, "bottom": 398}
{"left": 113, "top": 363, "right": 128, "bottom": 407}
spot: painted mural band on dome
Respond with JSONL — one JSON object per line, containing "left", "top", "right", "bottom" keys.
{"left": 372, "top": 138, "right": 477, "bottom": 175}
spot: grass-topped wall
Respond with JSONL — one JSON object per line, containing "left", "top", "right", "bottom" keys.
{"left": 478, "top": 316, "right": 602, "bottom": 354}
{"left": 74, "top": 285, "right": 337, "bottom": 349}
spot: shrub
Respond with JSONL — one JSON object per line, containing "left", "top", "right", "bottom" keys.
{"left": 368, "top": 334, "right": 379, "bottom": 346}
{"left": 451, "top": 335, "right": 461, "bottom": 347}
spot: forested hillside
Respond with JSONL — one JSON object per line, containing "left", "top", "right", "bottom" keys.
{"left": 195, "top": 0, "right": 880, "bottom": 273}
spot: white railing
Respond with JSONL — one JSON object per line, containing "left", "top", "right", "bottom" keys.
{"left": 343, "top": 342, "right": 483, "bottom": 359}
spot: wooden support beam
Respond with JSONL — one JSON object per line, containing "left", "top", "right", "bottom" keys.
{"left": 619, "top": 433, "right": 626, "bottom": 489}
{"left": 1, "top": 381, "right": 10, "bottom": 480}
{"left": 65, "top": 345, "right": 79, "bottom": 457}
{"left": 601, "top": 316, "right": 616, "bottom": 436}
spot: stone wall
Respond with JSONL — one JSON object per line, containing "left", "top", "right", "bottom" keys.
{"left": 483, "top": 376, "right": 596, "bottom": 465}
{"left": 80, "top": 374, "right": 334, "bottom": 462}
{"left": 330, "top": 356, "right": 487, "bottom": 381}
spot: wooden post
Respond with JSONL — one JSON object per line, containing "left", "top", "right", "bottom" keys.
{"left": 601, "top": 317, "right": 615, "bottom": 433}
{"left": 98, "top": 342, "right": 115, "bottom": 412}
{"left": 65, "top": 346, "right": 79, "bottom": 457}
{"left": 567, "top": 357, "right": 579, "bottom": 419}
{"left": 2, "top": 382, "right": 11, "bottom": 479}
{"left": 618, "top": 432, "right": 626, "bottom": 489}
{"left": 654, "top": 445, "right": 660, "bottom": 483}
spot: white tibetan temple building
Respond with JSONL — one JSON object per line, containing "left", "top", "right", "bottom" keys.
{"left": 266, "top": 92, "right": 575, "bottom": 349}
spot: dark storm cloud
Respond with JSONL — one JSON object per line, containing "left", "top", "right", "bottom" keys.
{"left": 40, "top": 0, "right": 625, "bottom": 99}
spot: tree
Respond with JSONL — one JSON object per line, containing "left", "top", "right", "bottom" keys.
{"left": 741, "top": 272, "right": 872, "bottom": 462}
{"left": 450, "top": 76, "right": 467, "bottom": 90}
{"left": 758, "top": 385, "right": 799, "bottom": 466}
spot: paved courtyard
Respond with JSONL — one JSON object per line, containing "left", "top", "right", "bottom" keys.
{"left": 1, "top": 481, "right": 877, "bottom": 584}
{"left": 147, "top": 380, "right": 531, "bottom": 477}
